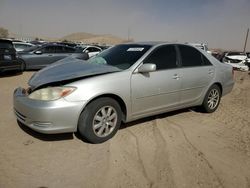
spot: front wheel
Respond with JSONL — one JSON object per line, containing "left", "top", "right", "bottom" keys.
{"left": 201, "top": 85, "right": 221, "bottom": 113}
{"left": 18, "top": 59, "right": 26, "bottom": 71}
{"left": 78, "top": 97, "right": 122, "bottom": 143}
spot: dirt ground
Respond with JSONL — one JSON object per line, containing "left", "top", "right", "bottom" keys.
{"left": 0, "top": 71, "right": 250, "bottom": 188}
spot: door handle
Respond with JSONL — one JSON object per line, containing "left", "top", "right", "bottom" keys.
{"left": 172, "top": 74, "right": 180, "bottom": 80}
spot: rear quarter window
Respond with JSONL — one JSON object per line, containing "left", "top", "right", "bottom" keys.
{"left": 179, "top": 45, "right": 211, "bottom": 67}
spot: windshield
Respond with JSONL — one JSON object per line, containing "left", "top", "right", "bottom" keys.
{"left": 87, "top": 44, "right": 151, "bottom": 70}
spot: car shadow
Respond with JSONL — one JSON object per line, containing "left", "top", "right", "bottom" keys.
{"left": 120, "top": 108, "right": 194, "bottom": 130}
{"left": 0, "top": 71, "right": 23, "bottom": 77}
{"left": 17, "top": 120, "right": 74, "bottom": 141}
{"left": 74, "top": 132, "right": 93, "bottom": 144}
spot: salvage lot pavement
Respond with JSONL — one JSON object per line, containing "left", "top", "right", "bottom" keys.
{"left": 0, "top": 71, "right": 250, "bottom": 188}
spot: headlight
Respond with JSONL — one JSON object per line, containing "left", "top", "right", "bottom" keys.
{"left": 28, "top": 87, "right": 76, "bottom": 101}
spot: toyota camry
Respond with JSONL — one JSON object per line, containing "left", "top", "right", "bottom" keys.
{"left": 13, "top": 42, "right": 234, "bottom": 143}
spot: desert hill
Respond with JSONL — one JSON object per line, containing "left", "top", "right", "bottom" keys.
{"left": 61, "top": 32, "right": 127, "bottom": 44}
{"left": 9, "top": 31, "right": 129, "bottom": 44}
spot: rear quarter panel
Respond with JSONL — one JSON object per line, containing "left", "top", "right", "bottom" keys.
{"left": 204, "top": 52, "right": 234, "bottom": 96}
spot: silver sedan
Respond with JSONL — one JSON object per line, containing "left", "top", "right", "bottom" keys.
{"left": 13, "top": 42, "right": 234, "bottom": 143}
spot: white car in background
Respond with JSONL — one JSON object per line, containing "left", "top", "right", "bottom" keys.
{"left": 188, "top": 43, "right": 211, "bottom": 53}
{"left": 77, "top": 45, "right": 102, "bottom": 58}
{"left": 246, "top": 52, "right": 250, "bottom": 68}
{"left": 222, "top": 52, "right": 249, "bottom": 71}
{"left": 13, "top": 42, "right": 35, "bottom": 52}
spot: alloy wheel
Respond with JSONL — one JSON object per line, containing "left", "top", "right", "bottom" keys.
{"left": 92, "top": 106, "right": 118, "bottom": 137}
{"left": 207, "top": 89, "right": 220, "bottom": 110}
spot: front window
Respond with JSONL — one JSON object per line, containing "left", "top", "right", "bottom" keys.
{"left": 87, "top": 44, "right": 151, "bottom": 70}
{"left": 144, "top": 45, "right": 177, "bottom": 70}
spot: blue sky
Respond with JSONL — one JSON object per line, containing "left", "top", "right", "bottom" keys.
{"left": 0, "top": 0, "right": 250, "bottom": 50}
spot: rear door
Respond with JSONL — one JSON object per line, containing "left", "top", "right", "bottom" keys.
{"left": 131, "top": 45, "right": 182, "bottom": 118}
{"left": 177, "top": 45, "right": 214, "bottom": 105}
{"left": 54, "top": 46, "right": 75, "bottom": 61}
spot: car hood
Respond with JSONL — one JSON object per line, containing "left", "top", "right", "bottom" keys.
{"left": 28, "top": 57, "right": 121, "bottom": 89}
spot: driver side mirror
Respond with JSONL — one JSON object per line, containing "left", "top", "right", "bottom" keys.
{"left": 138, "top": 64, "right": 156, "bottom": 73}
{"left": 34, "top": 50, "right": 42, "bottom": 55}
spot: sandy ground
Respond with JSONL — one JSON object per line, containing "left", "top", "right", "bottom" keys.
{"left": 0, "top": 71, "right": 250, "bottom": 188}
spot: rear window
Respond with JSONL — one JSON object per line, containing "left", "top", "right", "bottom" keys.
{"left": 0, "top": 41, "right": 13, "bottom": 49}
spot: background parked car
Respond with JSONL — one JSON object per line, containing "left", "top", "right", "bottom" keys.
{"left": 0, "top": 39, "right": 24, "bottom": 73}
{"left": 246, "top": 52, "right": 250, "bottom": 69}
{"left": 29, "top": 40, "right": 48, "bottom": 46}
{"left": 188, "top": 43, "right": 211, "bottom": 53}
{"left": 77, "top": 45, "right": 102, "bottom": 57}
{"left": 13, "top": 42, "right": 35, "bottom": 52}
{"left": 18, "top": 43, "right": 89, "bottom": 70}
{"left": 222, "top": 52, "right": 249, "bottom": 71}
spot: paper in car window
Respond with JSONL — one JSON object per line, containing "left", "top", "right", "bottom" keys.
{"left": 127, "top": 48, "right": 144, "bottom": 51}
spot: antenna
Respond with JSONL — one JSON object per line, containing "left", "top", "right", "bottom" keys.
{"left": 243, "top": 28, "right": 249, "bottom": 53}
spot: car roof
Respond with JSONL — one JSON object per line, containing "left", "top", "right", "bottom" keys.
{"left": 13, "top": 41, "right": 34, "bottom": 45}
{"left": 40, "top": 43, "right": 75, "bottom": 48}
{"left": 0, "top": 39, "right": 13, "bottom": 44}
{"left": 123, "top": 41, "right": 166, "bottom": 46}
{"left": 120, "top": 41, "right": 198, "bottom": 48}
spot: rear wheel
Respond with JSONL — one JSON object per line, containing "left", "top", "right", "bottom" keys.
{"left": 19, "top": 59, "right": 26, "bottom": 71}
{"left": 201, "top": 84, "right": 221, "bottom": 113}
{"left": 78, "top": 97, "right": 122, "bottom": 143}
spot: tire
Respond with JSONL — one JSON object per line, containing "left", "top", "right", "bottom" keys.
{"left": 21, "top": 62, "right": 26, "bottom": 71}
{"left": 78, "top": 97, "right": 122, "bottom": 143}
{"left": 201, "top": 84, "right": 221, "bottom": 113}
{"left": 19, "top": 59, "right": 26, "bottom": 71}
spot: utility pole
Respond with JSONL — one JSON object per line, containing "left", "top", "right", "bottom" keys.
{"left": 243, "top": 28, "right": 249, "bottom": 53}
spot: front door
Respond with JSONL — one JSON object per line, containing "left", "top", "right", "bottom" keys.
{"left": 131, "top": 45, "right": 181, "bottom": 118}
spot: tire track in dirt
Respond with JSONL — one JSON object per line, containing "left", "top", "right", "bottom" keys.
{"left": 151, "top": 119, "right": 176, "bottom": 188}
{"left": 124, "top": 119, "right": 177, "bottom": 188}
{"left": 126, "top": 129, "right": 154, "bottom": 188}
{"left": 207, "top": 73, "right": 250, "bottom": 156}
{"left": 153, "top": 114, "right": 227, "bottom": 188}
{"left": 166, "top": 119, "right": 225, "bottom": 188}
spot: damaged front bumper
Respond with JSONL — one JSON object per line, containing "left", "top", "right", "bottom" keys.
{"left": 13, "top": 87, "right": 85, "bottom": 134}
